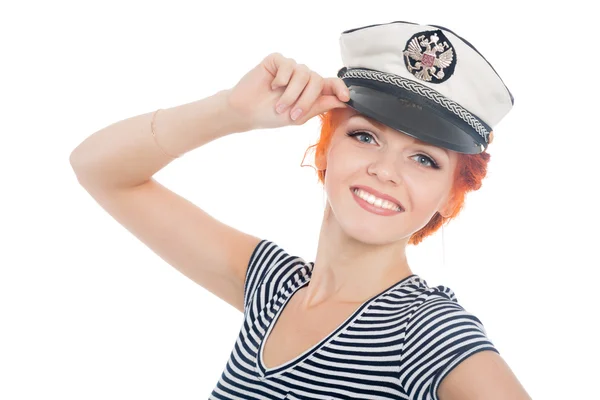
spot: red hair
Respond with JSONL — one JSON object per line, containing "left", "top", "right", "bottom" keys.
{"left": 301, "top": 108, "right": 491, "bottom": 245}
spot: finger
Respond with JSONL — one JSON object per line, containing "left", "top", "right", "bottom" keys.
{"left": 288, "top": 71, "right": 324, "bottom": 120}
{"left": 270, "top": 58, "right": 297, "bottom": 90}
{"left": 263, "top": 52, "right": 284, "bottom": 76}
{"left": 296, "top": 95, "right": 349, "bottom": 124}
{"left": 275, "top": 64, "right": 311, "bottom": 112}
{"left": 322, "top": 77, "right": 350, "bottom": 102}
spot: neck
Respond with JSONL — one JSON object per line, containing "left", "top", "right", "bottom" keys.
{"left": 298, "top": 204, "right": 413, "bottom": 310}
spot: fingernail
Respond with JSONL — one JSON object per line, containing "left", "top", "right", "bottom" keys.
{"left": 276, "top": 103, "right": 287, "bottom": 113}
{"left": 290, "top": 108, "right": 302, "bottom": 120}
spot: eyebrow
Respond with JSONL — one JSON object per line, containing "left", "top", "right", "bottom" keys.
{"left": 348, "top": 114, "right": 449, "bottom": 157}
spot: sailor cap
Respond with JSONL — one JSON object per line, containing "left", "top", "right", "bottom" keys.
{"left": 337, "top": 21, "right": 514, "bottom": 154}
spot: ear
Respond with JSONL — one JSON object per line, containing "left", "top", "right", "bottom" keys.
{"left": 315, "top": 151, "right": 327, "bottom": 171}
{"left": 439, "top": 192, "right": 457, "bottom": 218}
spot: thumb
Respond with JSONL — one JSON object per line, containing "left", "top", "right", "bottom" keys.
{"left": 301, "top": 95, "right": 349, "bottom": 122}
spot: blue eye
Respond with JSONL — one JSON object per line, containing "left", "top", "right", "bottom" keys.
{"left": 346, "top": 130, "right": 376, "bottom": 144}
{"left": 411, "top": 154, "right": 440, "bottom": 169}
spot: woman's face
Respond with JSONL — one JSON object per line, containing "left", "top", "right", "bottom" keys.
{"left": 321, "top": 108, "right": 459, "bottom": 245}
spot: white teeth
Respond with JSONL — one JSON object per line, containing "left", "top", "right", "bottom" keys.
{"left": 353, "top": 188, "right": 402, "bottom": 211}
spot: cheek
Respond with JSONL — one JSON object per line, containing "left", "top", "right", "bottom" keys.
{"left": 404, "top": 176, "right": 449, "bottom": 216}
{"left": 322, "top": 148, "right": 369, "bottom": 219}
{"left": 323, "top": 144, "right": 362, "bottom": 185}
{"left": 323, "top": 158, "right": 350, "bottom": 202}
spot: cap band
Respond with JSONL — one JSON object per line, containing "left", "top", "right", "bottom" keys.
{"left": 338, "top": 67, "right": 492, "bottom": 144}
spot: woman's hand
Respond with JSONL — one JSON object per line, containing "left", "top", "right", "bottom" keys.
{"left": 225, "top": 52, "right": 350, "bottom": 131}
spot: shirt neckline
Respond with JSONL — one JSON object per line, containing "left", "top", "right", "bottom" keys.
{"left": 256, "top": 263, "right": 418, "bottom": 379}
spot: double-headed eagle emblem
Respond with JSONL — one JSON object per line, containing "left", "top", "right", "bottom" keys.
{"left": 403, "top": 31, "right": 456, "bottom": 83}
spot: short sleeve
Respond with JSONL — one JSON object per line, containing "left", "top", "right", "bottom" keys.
{"left": 398, "top": 295, "right": 499, "bottom": 400}
{"left": 242, "top": 239, "right": 305, "bottom": 317}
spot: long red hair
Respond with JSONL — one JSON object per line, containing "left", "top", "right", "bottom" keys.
{"left": 301, "top": 108, "right": 491, "bottom": 245}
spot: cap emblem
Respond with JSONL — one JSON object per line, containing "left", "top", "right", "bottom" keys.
{"left": 403, "top": 30, "right": 456, "bottom": 83}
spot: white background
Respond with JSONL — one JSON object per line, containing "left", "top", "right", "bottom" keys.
{"left": 1, "top": 0, "right": 598, "bottom": 399}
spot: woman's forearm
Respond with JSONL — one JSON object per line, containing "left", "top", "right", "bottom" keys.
{"left": 69, "top": 89, "right": 247, "bottom": 189}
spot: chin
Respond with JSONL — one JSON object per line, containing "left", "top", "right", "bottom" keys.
{"left": 328, "top": 192, "right": 413, "bottom": 245}
{"left": 340, "top": 216, "right": 407, "bottom": 246}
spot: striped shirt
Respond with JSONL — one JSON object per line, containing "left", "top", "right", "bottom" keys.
{"left": 209, "top": 239, "right": 498, "bottom": 400}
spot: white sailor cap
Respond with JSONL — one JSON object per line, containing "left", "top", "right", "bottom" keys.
{"left": 337, "top": 21, "right": 514, "bottom": 154}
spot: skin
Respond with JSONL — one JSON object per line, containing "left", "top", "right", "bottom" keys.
{"left": 296, "top": 106, "right": 459, "bottom": 311}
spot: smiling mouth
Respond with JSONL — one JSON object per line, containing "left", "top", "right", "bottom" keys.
{"left": 351, "top": 188, "right": 404, "bottom": 216}
{"left": 350, "top": 186, "right": 404, "bottom": 211}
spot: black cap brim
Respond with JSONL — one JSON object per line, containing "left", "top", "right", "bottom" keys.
{"left": 344, "top": 84, "right": 487, "bottom": 154}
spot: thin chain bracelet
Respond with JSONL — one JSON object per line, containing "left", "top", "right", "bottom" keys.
{"left": 151, "top": 108, "right": 180, "bottom": 158}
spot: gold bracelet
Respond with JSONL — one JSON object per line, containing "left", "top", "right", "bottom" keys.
{"left": 151, "top": 108, "right": 180, "bottom": 158}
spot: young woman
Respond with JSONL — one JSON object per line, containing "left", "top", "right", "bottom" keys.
{"left": 70, "top": 21, "right": 531, "bottom": 400}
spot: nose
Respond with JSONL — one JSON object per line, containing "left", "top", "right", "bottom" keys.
{"left": 367, "top": 151, "right": 402, "bottom": 185}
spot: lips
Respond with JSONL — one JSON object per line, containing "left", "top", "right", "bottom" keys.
{"left": 351, "top": 184, "right": 405, "bottom": 211}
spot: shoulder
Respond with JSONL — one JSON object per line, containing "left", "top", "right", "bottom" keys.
{"left": 402, "top": 278, "right": 493, "bottom": 351}
{"left": 398, "top": 276, "right": 481, "bottom": 328}
{"left": 246, "top": 239, "right": 310, "bottom": 282}
{"left": 408, "top": 275, "right": 460, "bottom": 302}
{"left": 243, "top": 239, "right": 311, "bottom": 313}
{"left": 390, "top": 275, "right": 463, "bottom": 317}
{"left": 397, "top": 277, "right": 499, "bottom": 399}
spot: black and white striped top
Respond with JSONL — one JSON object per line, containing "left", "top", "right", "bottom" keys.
{"left": 209, "top": 239, "right": 498, "bottom": 400}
